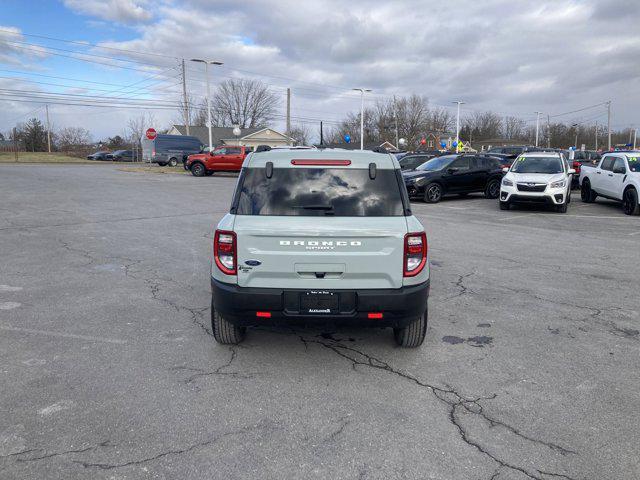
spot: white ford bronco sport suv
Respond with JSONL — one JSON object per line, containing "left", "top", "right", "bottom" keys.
{"left": 210, "top": 148, "right": 430, "bottom": 347}
{"left": 499, "top": 152, "right": 575, "bottom": 213}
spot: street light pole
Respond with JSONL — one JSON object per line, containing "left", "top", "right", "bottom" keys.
{"left": 453, "top": 101, "right": 464, "bottom": 150}
{"left": 606, "top": 100, "right": 612, "bottom": 151}
{"left": 353, "top": 88, "right": 371, "bottom": 150}
{"left": 534, "top": 111, "right": 542, "bottom": 147}
{"left": 191, "top": 59, "right": 223, "bottom": 152}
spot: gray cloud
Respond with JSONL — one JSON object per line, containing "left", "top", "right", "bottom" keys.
{"left": 2, "top": 0, "right": 639, "bottom": 139}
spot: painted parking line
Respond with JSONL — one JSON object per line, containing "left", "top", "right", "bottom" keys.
{"left": 628, "top": 231, "right": 640, "bottom": 236}
{"left": 497, "top": 214, "right": 537, "bottom": 221}
{"left": 0, "top": 325, "right": 127, "bottom": 344}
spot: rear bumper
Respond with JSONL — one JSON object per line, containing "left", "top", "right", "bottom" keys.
{"left": 211, "top": 278, "right": 430, "bottom": 328}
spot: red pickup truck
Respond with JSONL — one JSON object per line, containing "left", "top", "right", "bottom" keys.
{"left": 186, "top": 146, "right": 252, "bottom": 176}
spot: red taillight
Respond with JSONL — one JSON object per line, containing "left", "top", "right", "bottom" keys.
{"left": 404, "top": 232, "right": 427, "bottom": 277}
{"left": 368, "top": 312, "right": 383, "bottom": 319}
{"left": 572, "top": 161, "right": 581, "bottom": 172}
{"left": 256, "top": 311, "right": 271, "bottom": 318}
{"left": 291, "top": 159, "right": 351, "bottom": 166}
{"left": 213, "top": 230, "right": 236, "bottom": 275}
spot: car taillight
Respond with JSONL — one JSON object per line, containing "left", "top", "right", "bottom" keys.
{"left": 214, "top": 230, "right": 236, "bottom": 275}
{"left": 572, "top": 161, "right": 581, "bottom": 172}
{"left": 404, "top": 232, "right": 427, "bottom": 277}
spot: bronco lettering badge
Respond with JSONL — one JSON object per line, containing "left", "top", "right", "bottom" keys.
{"left": 280, "top": 240, "right": 362, "bottom": 251}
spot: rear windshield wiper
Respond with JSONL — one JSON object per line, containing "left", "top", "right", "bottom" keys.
{"left": 293, "top": 204, "right": 335, "bottom": 214}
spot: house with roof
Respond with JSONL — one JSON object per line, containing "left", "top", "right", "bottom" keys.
{"left": 167, "top": 125, "right": 293, "bottom": 149}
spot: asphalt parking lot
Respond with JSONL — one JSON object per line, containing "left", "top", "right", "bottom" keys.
{"left": 1, "top": 164, "right": 639, "bottom": 480}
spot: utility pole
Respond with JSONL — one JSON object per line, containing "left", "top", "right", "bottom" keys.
{"left": 607, "top": 100, "right": 612, "bottom": 151}
{"left": 547, "top": 114, "right": 551, "bottom": 148}
{"left": 534, "top": 111, "right": 542, "bottom": 147}
{"left": 181, "top": 59, "right": 190, "bottom": 136}
{"left": 353, "top": 88, "right": 371, "bottom": 150}
{"left": 13, "top": 127, "right": 18, "bottom": 162}
{"left": 595, "top": 121, "right": 598, "bottom": 151}
{"left": 320, "top": 121, "right": 323, "bottom": 145}
{"left": 393, "top": 95, "right": 399, "bottom": 150}
{"left": 453, "top": 101, "right": 464, "bottom": 151}
{"left": 633, "top": 128, "right": 637, "bottom": 150}
{"left": 286, "top": 88, "right": 291, "bottom": 145}
{"left": 45, "top": 104, "right": 51, "bottom": 153}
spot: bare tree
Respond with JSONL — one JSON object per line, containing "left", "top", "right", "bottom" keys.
{"left": 127, "top": 112, "right": 156, "bottom": 162}
{"left": 57, "top": 127, "right": 92, "bottom": 150}
{"left": 503, "top": 116, "right": 526, "bottom": 140}
{"left": 461, "top": 111, "right": 503, "bottom": 141}
{"left": 288, "top": 123, "right": 311, "bottom": 145}
{"left": 212, "top": 79, "right": 278, "bottom": 128}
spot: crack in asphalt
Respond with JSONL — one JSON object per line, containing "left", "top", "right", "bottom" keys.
{"left": 9, "top": 441, "right": 113, "bottom": 463}
{"left": 444, "top": 271, "right": 475, "bottom": 301}
{"left": 73, "top": 423, "right": 267, "bottom": 470}
{"left": 56, "top": 238, "right": 213, "bottom": 338}
{"left": 297, "top": 335, "right": 578, "bottom": 480}
{"left": 170, "top": 346, "right": 259, "bottom": 383}
{"left": 502, "top": 285, "right": 636, "bottom": 342}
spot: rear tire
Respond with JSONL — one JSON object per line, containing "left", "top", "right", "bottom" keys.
{"left": 211, "top": 301, "right": 246, "bottom": 344}
{"left": 581, "top": 180, "right": 597, "bottom": 203}
{"left": 191, "top": 162, "right": 206, "bottom": 177}
{"left": 168, "top": 158, "right": 178, "bottom": 167}
{"left": 394, "top": 309, "right": 428, "bottom": 348}
{"left": 622, "top": 188, "right": 640, "bottom": 215}
{"left": 485, "top": 178, "right": 501, "bottom": 199}
{"left": 424, "top": 183, "right": 443, "bottom": 203}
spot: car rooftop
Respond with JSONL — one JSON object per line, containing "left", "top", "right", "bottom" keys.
{"left": 247, "top": 148, "right": 398, "bottom": 169}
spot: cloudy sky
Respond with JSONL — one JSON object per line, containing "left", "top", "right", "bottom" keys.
{"left": 1, "top": 0, "right": 638, "bottom": 141}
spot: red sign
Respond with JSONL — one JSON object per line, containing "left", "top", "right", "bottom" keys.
{"left": 145, "top": 128, "right": 157, "bottom": 140}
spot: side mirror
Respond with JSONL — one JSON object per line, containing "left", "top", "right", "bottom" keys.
{"left": 502, "top": 167, "right": 509, "bottom": 173}
{"left": 568, "top": 168, "right": 576, "bottom": 175}
{"left": 447, "top": 168, "right": 459, "bottom": 174}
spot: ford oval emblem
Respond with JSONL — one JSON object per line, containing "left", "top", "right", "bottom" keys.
{"left": 244, "top": 260, "right": 261, "bottom": 266}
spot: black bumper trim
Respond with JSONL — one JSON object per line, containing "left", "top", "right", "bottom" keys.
{"left": 211, "top": 278, "right": 430, "bottom": 328}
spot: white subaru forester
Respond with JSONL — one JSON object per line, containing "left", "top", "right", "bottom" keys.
{"left": 499, "top": 152, "right": 575, "bottom": 213}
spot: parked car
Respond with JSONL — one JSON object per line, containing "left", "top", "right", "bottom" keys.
{"left": 499, "top": 152, "right": 575, "bottom": 213}
{"left": 486, "top": 145, "right": 533, "bottom": 157}
{"left": 87, "top": 151, "right": 110, "bottom": 161}
{"left": 579, "top": 151, "right": 640, "bottom": 215}
{"left": 106, "top": 150, "right": 134, "bottom": 162}
{"left": 141, "top": 134, "right": 202, "bottom": 167}
{"left": 568, "top": 150, "right": 601, "bottom": 188}
{"left": 399, "top": 151, "right": 440, "bottom": 171}
{"left": 210, "top": 148, "right": 430, "bottom": 347}
{"left": 186, "top": 145, "right": 252, "bottom": 176}
{"left": 403, "top": 154, "right": 504, "bottom": 202}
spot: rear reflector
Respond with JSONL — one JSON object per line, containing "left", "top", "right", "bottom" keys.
{"left": 368, "top": 312, "right": 383, "bottom": 319}
{"left": 256, "top": 311, "right": 271, "bottom": 318}
{"left": 291, "top": 159, "right": 351, "bottom": 166}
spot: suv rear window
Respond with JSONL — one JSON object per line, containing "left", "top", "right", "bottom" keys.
{"left": 235, "top": 168, "right": 405, "bottom": 216}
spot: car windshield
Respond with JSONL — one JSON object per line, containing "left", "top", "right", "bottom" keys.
{"left": 511, "top": 156, "right": 564, "bottom": 174}
{"left": 416, "top": 155, "right": 456, "bottom": 171}
{"left": 400, "top": 156, "right": 432, "bottom": 170}
{"left": 235, "top": 167, "right": 404, "bottom": 216}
